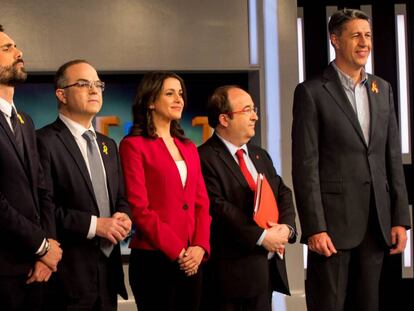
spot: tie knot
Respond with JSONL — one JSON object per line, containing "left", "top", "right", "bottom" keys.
{"left": 235, "top": 149, "right": 245, "bottom": 160}
{"left": 82, "top": 130, "right": 95, "bottom": 143}
{"left": 11, "top": 107, "right": 17, "bottom": 119}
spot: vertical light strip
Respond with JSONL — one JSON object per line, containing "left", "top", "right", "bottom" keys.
{"left": 326, "top": 6, "right": 337, "bottom": 63}
{"left": 303, "top": 245, "right": 308, "bottom": 270}
{"left": 360, "top": 5, "right": 374, "bottom": 74}
{"left": 263, "top": 0, "right": 281, "bottom": 173}
{"left": 298, "top": 5, "right": 309, "bottom": 270}
{"left": 395, "top": 4, "right": 411, "bottom": 163}
{"left": 403, "top": 205, "right": 413, "bottom": 278}
{"left": 297, "top": 7, "right": 305, "bottom": 83}
{"left": 262, "top": 4, "right": 287, "bottom": 306}
{"left": 248, "top": 0, "right": 259, "bottom": 65}
{"left": 404, "top": 230, "right": 412, "bottom": 267}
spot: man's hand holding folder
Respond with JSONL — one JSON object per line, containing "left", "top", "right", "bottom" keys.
{"left": 254, "top": 174, "right": 288, "bottom": 259}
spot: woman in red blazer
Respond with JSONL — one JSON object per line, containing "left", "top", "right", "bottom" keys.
{"left": 119, "top": 72, "right": 211, "bottom": 311}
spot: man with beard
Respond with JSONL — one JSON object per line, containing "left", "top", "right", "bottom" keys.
{"left": 0, "top": 25, "right": 62, "bottom": 310}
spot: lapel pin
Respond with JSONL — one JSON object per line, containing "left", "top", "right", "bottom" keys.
{"left": 256, "top": 155, "right": 259, "bottom": 159}
{"left": 102, "top": 142, "right": 108, "bottom": 155}
{"left": 17, "top": 113, "right": 25, "bottom": 124}
{"left": 371, "top": 80, "right": 379, "bottom": 94}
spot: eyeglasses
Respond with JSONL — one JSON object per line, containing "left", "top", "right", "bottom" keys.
{"left": 227, "top": 106, "right": 258, "bottom": 116}
{"left": 62, "top": 80, "right": 105, "bottom": 92}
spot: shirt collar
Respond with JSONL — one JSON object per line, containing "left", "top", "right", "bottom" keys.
{"left": 59, "top": 113, "right": 96, "bottom": 139}
{"left": 215, "top": 132, "right": 249, "bottom": 157}
{"left": 0, "top": 97, "right": 17, "bottom": 118}
{"left": 332, "top": 61, "right": 368, "bottom": 90}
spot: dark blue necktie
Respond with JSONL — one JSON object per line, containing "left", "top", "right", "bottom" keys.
{"left": 10, "top": 108, "right": 25, "bottom": 162}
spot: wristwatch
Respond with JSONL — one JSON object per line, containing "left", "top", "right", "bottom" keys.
{"left": 287, "top": 225, "right": 296, "bottom": 239}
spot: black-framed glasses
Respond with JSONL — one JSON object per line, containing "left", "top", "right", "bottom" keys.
{"left": 227, "top": 106, "right": 258, "bottom": 116}
{"left": 62, "top": 80, "right": 105, "bottom": 92}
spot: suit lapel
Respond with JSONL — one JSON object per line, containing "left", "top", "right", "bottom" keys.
{"left": 54, "top": 119, "right": 96, "bottom": 201}
{"left": 210, "top": 134, "right": 251, "bottom": 190}
{"left": 323, "top": 65, "right": 367, "bottom": 147}
{"left": 19, "top": 113, "right": 36, "bottom": 185}
{"left": 0, "top": 113, "right": 26, "bottom": 166}
{"left": 366, "top": 75, "right": 378, "bottom": 144}
{"left": 248, "top": 146, "right": 266, "bottom": 177}
{"left": 96, "top": 135, "right": 114, "bottom": 210}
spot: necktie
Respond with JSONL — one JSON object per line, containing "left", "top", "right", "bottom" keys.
{"left": 235, "top": 149, "right": 256, "bottom": 191}
{"left": 10, "top": 108, "right": 25, "bottom": 162}
{"left": 82, "top": 130, "right": 113, "bottom": 257}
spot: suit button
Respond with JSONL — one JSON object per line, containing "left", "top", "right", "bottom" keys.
{"left": 183, "top": 204, "right": 189, "bottom": 210}
{"left": 364, "top": 181, "right": 371, "bottom": 185}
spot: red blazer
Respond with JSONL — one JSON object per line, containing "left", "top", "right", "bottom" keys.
{"left": 120, "top": 136, "right": 211, "bottom": 260}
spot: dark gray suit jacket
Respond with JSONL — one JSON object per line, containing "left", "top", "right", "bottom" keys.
{"left": 37, "top": 118, "right": 130, "bottom": 300}
{"left": 292, "top": 64, "right": 411, "bottom": 249}
{"left": 199, "top": 134, "right": 296, "bottom": 298}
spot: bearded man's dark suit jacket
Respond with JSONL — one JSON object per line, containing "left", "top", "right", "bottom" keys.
{"left": 198, "top": 133, "right": 296, "bottom": 305}
{"left": 36, "top": 118, "right": 130, "bottom": 307}
{"left": 292, "top": 64, "right": 411, "bottom": 309}
{"left": 0, "top": 111, "right": 54, "bottom": 308}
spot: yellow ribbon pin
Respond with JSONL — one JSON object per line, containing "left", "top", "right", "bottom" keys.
{"left": 17, "top": 113, "right": 25, "bottom": 124}
{"left": 371, "top": 81, "right": 379, "bottom": 94}
{"left": 102, "top": 143, "right": 108, "bottom": 155}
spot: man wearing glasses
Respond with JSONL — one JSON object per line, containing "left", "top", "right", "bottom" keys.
{"left": 198, "top": 86, "right": 296, "bottom": 311}
{"left": 0, "top": 25, "right": 62, "bottom": 310}
{"left": 36, "top": 59, "right": 131, "bottom": 310}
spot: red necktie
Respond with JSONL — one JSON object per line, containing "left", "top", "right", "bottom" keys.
{"left": 236, "top": 149, "right": 256, "bottom": 191}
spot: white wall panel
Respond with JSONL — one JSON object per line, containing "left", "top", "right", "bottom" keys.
{"left": 2, "top": 0, "right": 250, "bottom": 71}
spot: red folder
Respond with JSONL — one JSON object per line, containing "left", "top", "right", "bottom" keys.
{"left": 253, "top": 174, "right": 279, "bottom": 229}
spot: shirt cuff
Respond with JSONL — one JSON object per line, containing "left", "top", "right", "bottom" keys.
{"left": 35, "top": 238, "right": 47, "bottom": 255}
{"left": 286, "top": 224, "right": 296, "bottom": 239}
{"left": 87, "top": 215, "right": 97, "bottom": 239}
{"left": 256, "top": 229, "right": 267, "bottom": 245}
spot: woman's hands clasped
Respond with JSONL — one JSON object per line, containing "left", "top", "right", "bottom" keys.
{"left": 177, "top": 246, "right": 205, "bottom": 277}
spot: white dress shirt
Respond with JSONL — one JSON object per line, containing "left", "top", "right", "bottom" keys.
{"left": 0, "top": 97, "right": 17, "bottom": 132}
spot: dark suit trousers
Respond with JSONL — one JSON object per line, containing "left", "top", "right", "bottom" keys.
{"left": 201, "top": 260, "right": 272, "bottom": 311}
{"left": 306, "top": 201, "right": 386, "bottom": 311}
{"left": 212, "top": 293, "right": 272, "bottom": 311}
{"left": 0, "top": 274, "right": 44, "bottom": 311}
{"left": 44, "top": 253, "right": 117, "bottom": 311}
{"left": 129, "top": 249, "right": 203, "bottom": 311}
